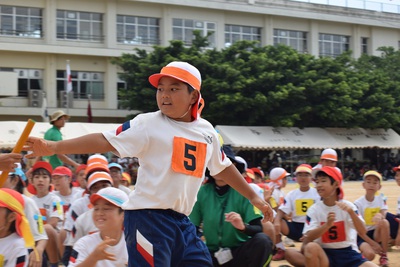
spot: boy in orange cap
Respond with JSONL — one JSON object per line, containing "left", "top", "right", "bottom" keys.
{"left": 24, "top": 61, "right": 272, "bottom": 267}
{"left": 0, "top": 188, "right": 35, "bottom": 267}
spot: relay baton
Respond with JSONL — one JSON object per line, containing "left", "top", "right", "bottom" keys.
{"left": 0, "top": 119, "right": 35, "bottom": 187}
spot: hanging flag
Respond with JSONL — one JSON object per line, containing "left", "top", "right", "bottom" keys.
{"left": 41, "top": 93, "right": 49, "bottom": 122}
{"left": 66, "top": 61, "right": 72, "bottom": 93}
{"left": 87, "top": 98, "right": 93, "bottom": 123}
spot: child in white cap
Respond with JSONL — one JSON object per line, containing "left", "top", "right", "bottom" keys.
{"left": 24, "top": 61, "right": 272, "bottom": 266}
{"left": 68, "top": 187, "right": 128, "bottom": 267}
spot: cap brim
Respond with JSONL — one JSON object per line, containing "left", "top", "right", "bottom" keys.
{"left": 149, "top": 73, "right": 189, "bottom": 89}
{"left": 90, "top": 194, "right": 123, "bottom": 207}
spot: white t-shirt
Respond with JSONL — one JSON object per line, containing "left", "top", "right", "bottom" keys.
{"left": 69, "top": 232, "right": 128, "bottom": 267}
{"left": 72, "top": 209, "right": 98, "bottom": 245}
{"left": 31, "top": 192, "right": 63, "bottom": 224}
{"left": 249, "top": 183, "right": 264, "bottom": 200}
{"left": 354, "top": 195, "right": 388, "bottom": 231}
{"left": 103, "top": 111, "right": 231, "bottom": 216}
{"left": 279, "top": 187, "right": 321, "bottom": 223}
{"left": 0, "top": 233, "right": 28, "bottom": 267}
{"left": 118, "top": 184, "right": 131, "bottom": 196}
{"left": 22, "top": 195, "right": 48, "bottom": 242}
{"left": 303, "top": 199, "right": 365, "bottom": 249}
{"left": 64, "top": 195, "right": 91, "bottom": 231}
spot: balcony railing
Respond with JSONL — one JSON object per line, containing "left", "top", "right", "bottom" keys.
{"left": 287, "top": 0, "right": 400, "bottom": 14}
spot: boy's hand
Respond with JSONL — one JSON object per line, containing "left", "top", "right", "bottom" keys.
{"left": 326, "top": 212, "right": 335, "bottom": 228}
{"left": 263, "top": 186, "right": 274, "bottom": 202}
{"left": 251, "top": 197, "right": 274, "bottom": 222}
{"left": 0, "top": 153, "right": 22, "bottom": 172}
{"left": 23, "top": 137, "right": 56, "bottom": 158}
{"left": 225, "top": 212, "right": 245, "bottom": 230}
{"left": 92, "top": 236, "right": 117, "bottom": 261}
{"left": 372, "top": 213, "right": 383, "bottom": 225}
{"left": 335, "top": 201, "right": 352, "bottom": 213}
{"left": 369, "top": 240, "right": 383, "bottom": 254}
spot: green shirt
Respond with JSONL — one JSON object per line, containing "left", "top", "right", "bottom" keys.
{"left": 189, "top": 183, "right": 263, "bottom": 252}
{"left": 43, "top": 125, "right": 63, "bottom": 169}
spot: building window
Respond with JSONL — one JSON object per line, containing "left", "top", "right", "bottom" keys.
{"left": 0, "top": 6, "right": 42, "bottom": 37}
{"left": 172, "top": 18, "right": 216, "bottom": 47}
{"left": 56, "top": 70, "right": 104, "bottom": 99}
{"left": 225, "top": 25, "right": 261, "bottom": 47}
{"left": 319, "top": 33, "right": 350, "bottom": 57}
{"left": 361, "top": 37, "right": 368, "bottom": 54}
{"left": 273, "top": 29, "right": 307, "bottom": 53}
{"left": 56, "top": 10, "right": 103, "bottom": 41}
{"left": 117, "top": 15, "right": 160, "bottom": 45}
{"left": 14, "top": 69, "right": 43, "bottom": 97}
{"left": 117, "top": 76, "right": 127, "bottom": 109}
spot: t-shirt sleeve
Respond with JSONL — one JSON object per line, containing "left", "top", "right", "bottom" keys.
{"left": 302, "top": 205, "right": 319, "bottom": 234}
{"left": 206, "top": 130, "right": 232, "bottom": 177}
{"left": 102, "top": 117, "right": 148, "bottom": 159}
{"left": 279, "top": 191, "right": 293, "bottom": 215}
{"left": 69, "top": 238, "right": 90, "bottom": 266}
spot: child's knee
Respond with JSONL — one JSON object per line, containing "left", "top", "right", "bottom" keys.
{"left": 304, "top": 242, "right": 320, "bottom": 258}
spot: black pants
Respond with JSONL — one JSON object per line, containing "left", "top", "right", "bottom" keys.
{"left": 211, "top": 233, "right": 273, "bottom": 267}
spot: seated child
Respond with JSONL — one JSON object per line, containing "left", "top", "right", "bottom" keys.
{"left": 354, "top": 170, "right": 389, "bottom": 266}
{"left": 273, "top": 164, "right": 320, "bottom": 261}
{"left": 69, "top": 187, "right": 129, "bottom": 267}
{"left": 0, "top": 188, "right": 36, "bottom": 267}
{"left": 302, "top": 166, "right": 377, "bottom": 267}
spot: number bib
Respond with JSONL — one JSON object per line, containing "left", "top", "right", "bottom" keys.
{"left": 171, "top": 137, "right": 207, "bottom": 178}
{"left": 0, "top": 254, "right": 4, "bottom": 267}
{"left": 364, "top": 207, "right": 380, "bottom": 226}
{"left": 295, "top": 199, "right": 314, "bottom": 216}
{"left": 321, "top": 221, "right": 346, "bottom": 243}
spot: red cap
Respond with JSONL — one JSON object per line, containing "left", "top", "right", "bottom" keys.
{"left": 251, "top": 167, "right": 264, "bottom": 178}
{"left": 31, "top": 161, "right": 52, "bottom": 175}
{"left": 75, "top": 164, "right": 87, "bottom": 174}
{"left": 393, "top": 165, "right": 400, "bottom": 172}
{"left": 52, "top": 166, "right": 72, "bottom": 177}
{"left": 314, "top": 166, "right": 344, "bottom": 199}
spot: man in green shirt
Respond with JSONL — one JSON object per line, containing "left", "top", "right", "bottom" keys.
{"left": 44, "top": 110, "right": 79, "bottom": 169}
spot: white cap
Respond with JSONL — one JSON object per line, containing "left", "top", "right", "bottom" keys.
{"left": 320, "top": 148, "right": 338, "bottom": 162}
{"left": 234, "top": 156, "right": 248, "bottom": 170}
{"left": 90, "top": 187, "right": 128, "bottom": 207}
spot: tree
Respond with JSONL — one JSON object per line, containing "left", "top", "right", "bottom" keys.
{"left": 113, "top": 36, "right": 400, "bottom": 132}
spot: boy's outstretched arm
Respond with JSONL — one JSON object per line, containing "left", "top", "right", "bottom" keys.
{"left": 213, "top": 164, "right": 273, "bottom": 221}
{"left": 24, "top": 133, "right": 116, "bottom": 158}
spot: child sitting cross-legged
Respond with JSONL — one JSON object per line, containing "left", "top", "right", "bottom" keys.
{"left": 69, "top": 187, "right": 129, "bottom": 267}
{"left": 302, "top": 166, "right": 377, "bottom": 267}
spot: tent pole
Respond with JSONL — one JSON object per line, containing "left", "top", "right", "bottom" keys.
{"left": 341, "top": 148, "right": 344, "bottom": 174}
{"left": 290, "top": 150, "right": 293, "bottom": 174}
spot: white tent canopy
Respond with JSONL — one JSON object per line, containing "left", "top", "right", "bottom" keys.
{"left": 0, "top": 121, "right": 120, "bottom": 149}
{"left": 215, "top": 125, "right": 400, "bottom": 150}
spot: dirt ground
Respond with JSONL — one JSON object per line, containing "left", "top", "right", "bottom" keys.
{"left": 270, "top": 180, "right": 400, "bottom": 267}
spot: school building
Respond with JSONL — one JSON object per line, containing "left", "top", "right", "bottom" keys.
{"left": 0, "top": 0, "right": 399, "bottom": 123}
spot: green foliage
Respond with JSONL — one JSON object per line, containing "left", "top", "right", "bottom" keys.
{"left": 113, "top": 35, "right": 400, "bottom": 132}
